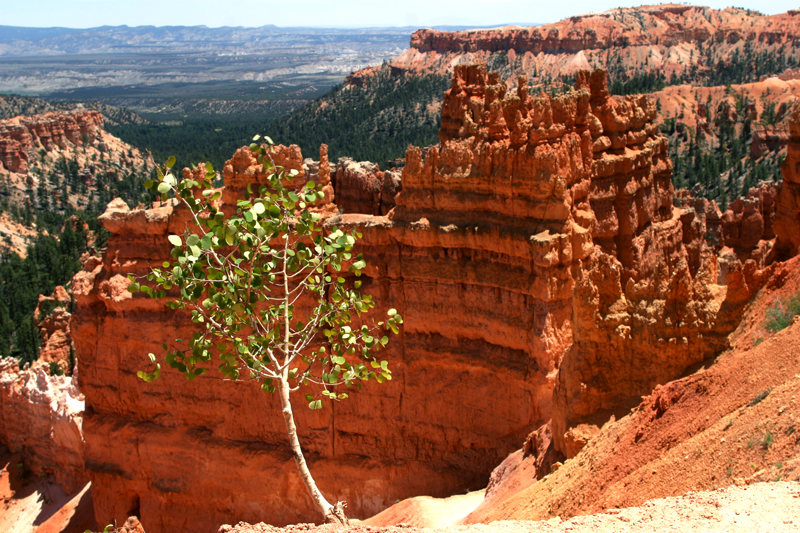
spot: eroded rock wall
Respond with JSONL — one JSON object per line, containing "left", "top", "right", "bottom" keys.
{"left": 410, "top": 7, "right": 800, "bottom": 54}
{"left": 393, "top": 7, "right": 800, "bottom": 93}
{"left": 73, "top": 66, "right": 768, "bottom": 532}
{"left": 0, "top": 110, "right": 104, "bottom": 173}
{"left": 775, "top": 101, "right": 800, "bottom": 258}
{"left": 0, "top": 358, "right": 86, "bottom": 493}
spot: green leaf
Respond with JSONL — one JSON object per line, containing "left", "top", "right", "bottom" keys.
{"left": 166, "top": 155, "right": 177, "bottom": 169}
{"left": 186, "top": 234, "right": 200, "bottom": 247}
{"left": 309, "top": 399, "right": 323, "bottom": 410}
{"left": 253, "top": 202, "right": 266, "bottom": 215}
{"left": 157, "top": 182, "right": 171, "bottom": 194}
{"left": 168, "top": 235, "right": 182, "bottom": 246}
{"left": 127, "top": 282, "right": 140, "bottom": 293}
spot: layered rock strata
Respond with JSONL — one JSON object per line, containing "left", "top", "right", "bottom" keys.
{"left": 0, "top": 110, "right": 104, "bottom": 173}
{"left": 73, "top": 66, "right": 766, "bottom": 532}
{"left": 392, "top": 7, "right": 800, "bottom": 86}
{"left": 411, "top": 6, "right": 800, "bottom": 54}
{"left": 0, "top": 357, "right": 86, "bottom": 494}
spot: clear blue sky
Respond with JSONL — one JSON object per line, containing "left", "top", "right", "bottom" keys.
{"left": 0, "top": 0, "right": 795, "bottom": 29}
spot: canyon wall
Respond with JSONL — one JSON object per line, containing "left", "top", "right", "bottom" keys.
{"left": 72, "top": 66, "right": 768, "bottom": 532}
{"left": 0, "top": 110, "right": 104, "bottom": 173}
{"left": 392, "top": 7, "right": 800, "bottom": 86}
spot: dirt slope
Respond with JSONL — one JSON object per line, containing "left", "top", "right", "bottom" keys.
{"left": 465, "top": 255, "right": 800, "bottom": 523}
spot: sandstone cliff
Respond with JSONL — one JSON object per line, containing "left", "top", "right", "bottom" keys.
{"left": 72, "top": 66, "right": 771, "bottom": 533}
{"left": 0, "top": 357, "right": 86, "bottom": 494}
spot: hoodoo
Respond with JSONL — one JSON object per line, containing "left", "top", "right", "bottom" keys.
{"left": 71, "top": 66, "right": 773, "bottom": 532}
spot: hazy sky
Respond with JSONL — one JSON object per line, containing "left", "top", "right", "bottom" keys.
{"left": 0, "top": 0, "right": 796, "bottom": 29}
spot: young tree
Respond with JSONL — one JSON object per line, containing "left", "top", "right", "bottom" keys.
{"left": 128, "top": 138, "right": 402, "bottom": 524}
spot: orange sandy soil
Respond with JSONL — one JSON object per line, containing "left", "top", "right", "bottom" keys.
{"left": 222, "top": 481, "right": 800, "bottom": 533}
{"left": 0, "top": 447, "right": 95, "bottom": 533}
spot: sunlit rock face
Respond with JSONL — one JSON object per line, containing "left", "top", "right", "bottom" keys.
{"left": 73, "top": 66, "right": 767, "bottom": 533}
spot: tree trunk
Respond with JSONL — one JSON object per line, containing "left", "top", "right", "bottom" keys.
{"left": 278, "top": 379, "right": 349, "bottom": 525}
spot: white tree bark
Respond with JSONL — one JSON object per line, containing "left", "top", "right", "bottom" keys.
{"left": 278, "top": 378, "right": 348, "bottom": 524}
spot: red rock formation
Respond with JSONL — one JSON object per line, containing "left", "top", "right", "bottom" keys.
{"left": 719, "top": 183, "right": 777, "bottom": 265}
{"left": 774, "top": 101, "right": 800, "bottom": 258}
{"left": 33, "top": 286, "right": 74, "bottom": 374}
{"left": 0, "top": 357, "right": 86, "bottom": 494}
{"left": 750, "top": 123, "right": 790, "bottom": 158}
{"left": 0, "top": 110, "right": 104, "bottom": 173}
{"left": 394, "top": 7, "right": 800, "bottom": 88}
{"left": 344, "top": 67, "right": 378, "bottom": 88}
{"left": 411, "top": 7, "right": 799, "bottom": 54}
{"left": 380, "top": 170, "right": 402, "bottom": 215}
{"left": 72, "top": 66, "right": 770, "bottom": 533}
{"left": 334, "top": 158, "right": 385, "bottom": 215}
